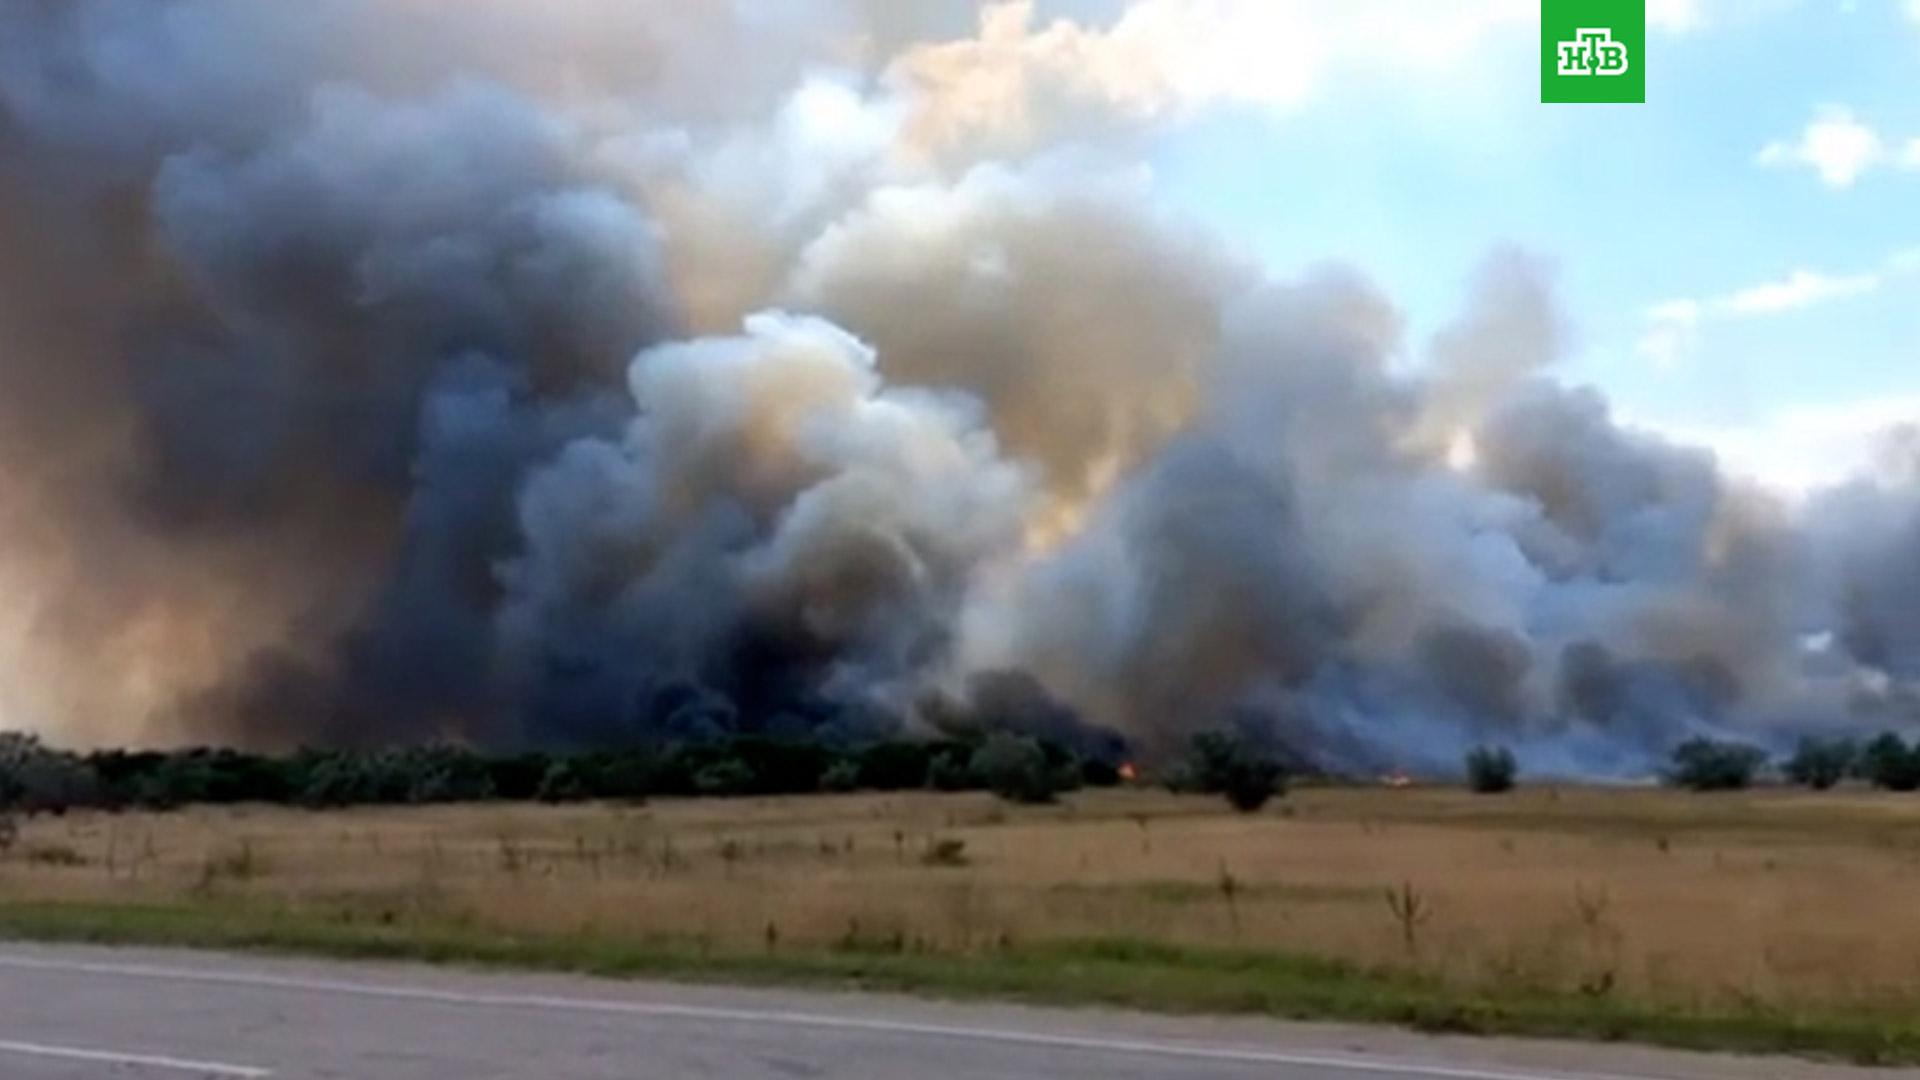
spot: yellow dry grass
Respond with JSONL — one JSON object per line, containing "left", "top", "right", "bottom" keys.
{"left": 6, "top": 785, "right": 1920, "bottom": 1015}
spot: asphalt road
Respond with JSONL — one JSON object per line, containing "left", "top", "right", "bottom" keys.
{"left": 0, "top": 943, "right": 1907, "bottom": 1080}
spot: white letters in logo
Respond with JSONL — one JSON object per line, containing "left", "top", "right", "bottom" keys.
{"left": 1556, "top": 28, "right": 1629, "bottom": 76}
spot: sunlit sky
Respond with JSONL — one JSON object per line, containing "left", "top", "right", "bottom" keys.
{"left": 1088, "top": 0, "right": 1920, "bottom": 491}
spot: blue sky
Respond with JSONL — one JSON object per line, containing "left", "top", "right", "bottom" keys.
{"left": 1140, "top": 0, "right": 1920, "bottom": 490}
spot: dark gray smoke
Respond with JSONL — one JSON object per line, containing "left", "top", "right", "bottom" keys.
{"left": 0, "top": 1, "right": 1914, "bottom": 772}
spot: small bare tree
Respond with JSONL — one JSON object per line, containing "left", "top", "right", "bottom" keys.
{"left": 1383, "top": 880, "right": 1433, "bottom": 956}
{"left": 1217, "top": 862, "right": 1242, "bottom": 935}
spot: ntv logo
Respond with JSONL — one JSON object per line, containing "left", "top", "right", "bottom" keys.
{"left": 1556, "top": 28, "right": 1629, "bottom": 77}
{"left": 1541, "top": 1, "right": 1644, "bottom": 103}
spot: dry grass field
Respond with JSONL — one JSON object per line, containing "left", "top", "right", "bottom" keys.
{"left": 3, "top": 785, "right": 1919, "bottom": 1056}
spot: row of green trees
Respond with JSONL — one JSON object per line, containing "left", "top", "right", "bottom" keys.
{"left": 0, "top": 728, "right": 1305, "bottom": 816}
{"left": 1457, "top": 733, "right": 1920, "bottom": 794}
{"left": 1669, "top": 733, "right": 1920, "bottom": 792}
{"left": 28, "top": 726, "right": 1911, "bottom": 811}
{"left": 0, "top": 732, "right": 1128, "bottom": 815}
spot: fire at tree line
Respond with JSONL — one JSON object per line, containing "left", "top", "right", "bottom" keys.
{"left": 0, "top": 725, "right": 1917, "bottom": 822}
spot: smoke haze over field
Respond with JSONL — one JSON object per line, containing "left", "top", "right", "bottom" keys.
{"left": 1, "top": 1, "right": 1916, "bottom": 770}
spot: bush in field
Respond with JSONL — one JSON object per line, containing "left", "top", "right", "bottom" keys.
{"left": 1037, "top": 740, "right": 1084, "bottom": 797}
{"left": 1181, "top": 731, "right": 1241, "bottom": 794}
{"left": 291, "top": 748, "right": 486, "bottom": 807}
{"left": 1221, "top": 756, "right": 1284, "bottom": 813}
{"left": 970, "top": 734, "right": 1058, "bottom": 804}
{"left": 1465, "top": 745, "right": 1518, "bottom": 794}
{"left": 728, "top": 738, "right": 831, "bottom": 795}
{"left": 1221, "top": 753, "right": 1282, "bottom": 810}
{"left": 925, "top": 748, "right": 976, "bottom": 792}
{"left": 819, "top": 758, "right": 861, "bottom": 793}
{"left": 534, "top": 759, "right": 592, "bottom": 804}
{"left": 486, "top": 754, "right": 552, "bottom": 801}
{"left": 1178, "top": 731, "right": 1286, "bottom": 812}
{"left": 0, "top": 735, "right": 28, "bottom": 810}
{"left": 0, "top": 733, "right": 98, "bottom": 815}
{"left": 294, "top": 753, "right": 384, "bottom": 808}
{"left": 401, "top": 746, "right": 498, "bottom": 804}
{"left": 134, "top": 756, "right": 214, "bottom": 810}
{"left": 1665, "top": 737, "right": 1767, "bottom": 792}
{"left": 857, "top": 742, "right": 935, "bottom": 791}
{"left": 1079, "top": 758, "right": 1121, "bottom": 787}
{"left": 1782, "top": 737, "right": 1856, "bottom": 791}
{"left": 582, "top": 749, "right": 662, "bottom": 800}
{"left": 1860, "top": 733, "right": 1920, "bottom": 792}
{"left": 692, "top": 757, "right": 756, "bottom": 797}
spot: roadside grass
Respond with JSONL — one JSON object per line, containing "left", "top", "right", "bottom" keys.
{"left": 4, "top": 787, "right": 1920, "bottom": 1064}
{"left": 0, "top": 898, "right": 1916, "bottom": 1066}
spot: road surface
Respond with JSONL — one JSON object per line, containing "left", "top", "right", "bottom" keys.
{"left": 0, "top": 942, "right": 1905, "bottom": 1079}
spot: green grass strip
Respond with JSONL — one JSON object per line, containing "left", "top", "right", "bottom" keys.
{"left": 0, "top": 900, "right": 1913, "bottom": 1066}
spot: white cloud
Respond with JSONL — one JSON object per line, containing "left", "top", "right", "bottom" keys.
{"left": 1648, "top": 0, "right": 1703, "bottom": 33}
{"left": 1638, "top": 253, "right": 1912, "bottom": 367}
{"left": 1647, "top": 0, "right": 1819, "bottom": 35}
{"left": 1635, "top": 299, "right": 1702, "bottom": 369}
{"left": 1646, "top": 298, "right": 1703, "bottom": 325}
{"left": 1757, "top": 106, "right": 1888, "bottom": 187}
{"left": 1721, "top": 268, "right": 1881, "bottom": 314}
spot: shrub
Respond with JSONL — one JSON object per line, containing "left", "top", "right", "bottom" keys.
{"left": 1860, "top": 733, "right": 1920, "bottom": 792}
{"left": 1079, "top": 759, "right": 1121, "bottom": 787}
{"left": 1665, "top": 737, "right": 1767, "bottom": 791}
{"left": 1034, "top": 739, "right": 1082, "bottom": 796}
{"left": 925, "top": 749, "right": 976, "bottom": 792}
{"left": 692, "top": 758, "right": 756, "bottom": 797}
{"left": 486, "top": 753, "right": 552, "bottom": 801}
{"left": 1221, "top": 756, "right": 1283, "bottom": 813}
{"left": 1782, "top": 736, "right": 1855, "bottom": 791}
{"left": 857, "top": 742, "right": 935, "bottom": 791}
{"left": 1180, "top": 731, "right": 1286, "bottom": 812}
{"left": 401, "top": 746, "right": 498, "bottom": 804}
{"left": 295, "top": 754, "right": 381, "bottom": 808}
{"left": 729, "top": 738, "right": 831, "bottom": 795}
{"left": 585, "top": 749, "right": 663, "bottom": 800}
{"left": 1184, "top": 732, "right": 1241, "bottom": 793}
{"left": 970, "top": 734, "right": 1058, "bottom": 804}
{"left": 111, "top": 749, "right": 294, "bottom": 807}
{"left": 0, "top": 735, "right": 98, "bottom": 815}
{"left": 819, "top": 759, "right": 861, "bottom": 793}
{"left": 195, "top": 750, "right": 295, "bottom": 804}
{"left": 921, "top": 838, "right": 969, "bottom": 866}
{"left": 1465, "top": 745, "right": 1518, "bottom": 794}
{"left": 534, "top": 760, "right": 591, "bottom": 804}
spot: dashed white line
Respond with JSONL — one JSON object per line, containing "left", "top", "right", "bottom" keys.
{"left": 0, "top": 952, "right": 1666, "bottom": 1080}
{"left": 0, "top": 1036, "right": 271, "bottom": 1077}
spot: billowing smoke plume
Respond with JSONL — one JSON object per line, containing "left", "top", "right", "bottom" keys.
{"left": 1, "top": 1, "right": 1914, "bottom": 771}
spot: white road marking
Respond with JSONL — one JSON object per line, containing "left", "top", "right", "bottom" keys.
{"left": 0, "top": 1036, "right": 271, "bottom": 1077}
{"left": 0, "top": 952, "right": 1668, "bottom": 1080}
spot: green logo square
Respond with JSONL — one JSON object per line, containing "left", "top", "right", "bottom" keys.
{"left": 1541, "top": 0, "right": 1645, "bottom": 103}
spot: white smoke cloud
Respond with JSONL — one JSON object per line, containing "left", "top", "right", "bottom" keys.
{"left": 885, "top": 0, "right": 1535, "bottom": 160}
{"left": 0, "top": 0, "right": 1915, "bottom": 771}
